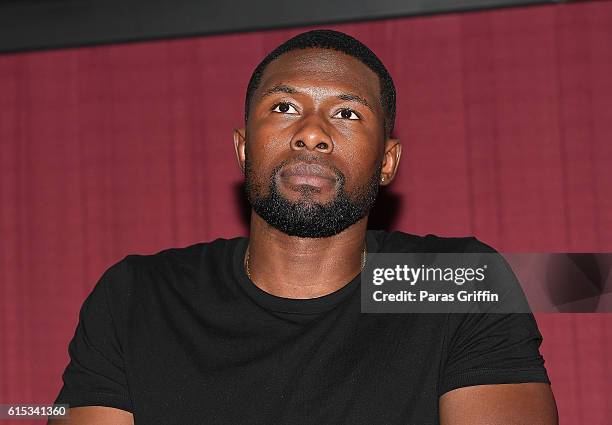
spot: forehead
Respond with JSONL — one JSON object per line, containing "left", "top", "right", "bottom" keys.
{"left": 256, "top": 48, "right": 381, "bottom": 105}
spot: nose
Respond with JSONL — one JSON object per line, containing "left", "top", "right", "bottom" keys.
{"left": 290, "top": 115, "right": 333, "bottom": 154}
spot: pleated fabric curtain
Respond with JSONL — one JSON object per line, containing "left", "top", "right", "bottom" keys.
{"left": 1, "top": 2, "right": 611, "bottom": 423}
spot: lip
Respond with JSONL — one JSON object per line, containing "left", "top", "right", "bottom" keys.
{"left": 279, "top": 161, "right": 338, "bottom": 188}
{"left": 280, "top": 162, "right": 337, "bottom": 180}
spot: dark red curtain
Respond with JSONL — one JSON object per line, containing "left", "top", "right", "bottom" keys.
{"left": 1, "top": 2, "right": 611, "bottom": 423}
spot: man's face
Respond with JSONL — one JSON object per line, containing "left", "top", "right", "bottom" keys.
{"left": 238, "top": 48, "right": 390, "bottom": 238}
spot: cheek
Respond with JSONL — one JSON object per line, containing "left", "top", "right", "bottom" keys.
{"left": 245, "top": 132, "right": 287, "bottom": 185}
{"left": 247, "top": 120, "right": 288, "bottom": 153}
{"left": 333, "top": 131, "right": 383, "bottom": 183}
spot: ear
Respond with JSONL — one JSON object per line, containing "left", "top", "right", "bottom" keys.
{"left": 379, "top": 138, "right": 402, "bottom": 186}
{"left": 233, "top": 128, "right": 247, "bottom": 174}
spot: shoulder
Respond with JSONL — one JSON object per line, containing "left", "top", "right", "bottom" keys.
{"left": 369, "top": 229, "right": 498, "bottom": 253}
{"left": 123, "top": 236, "right": 243, "bottom": 270}
{"left": 101, "top": 236, "right": 244, "bottom": 296}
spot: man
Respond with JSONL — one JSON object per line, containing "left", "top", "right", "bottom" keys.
{"left": 50, "top": 30, "right": 558, "bottom": 424}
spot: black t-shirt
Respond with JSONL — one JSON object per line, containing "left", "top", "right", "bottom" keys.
{"left": 54, "top": 230, "right": 550, "bottom": 425}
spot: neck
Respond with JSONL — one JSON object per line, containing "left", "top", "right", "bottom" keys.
{"left": 245, "top": 211, "right": 368, "bottom": 299}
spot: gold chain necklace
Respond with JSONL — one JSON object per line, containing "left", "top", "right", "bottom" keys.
{"left": 245, "top": 245, "right": 367, "bottom": 280}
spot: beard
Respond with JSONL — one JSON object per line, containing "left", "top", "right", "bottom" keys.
{"left": 245, "top": 153, "right": 381, "bottom": 238}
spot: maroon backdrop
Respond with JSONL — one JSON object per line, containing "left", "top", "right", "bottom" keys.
{"left": 1, "top": 2, "right": 611, "bottom": 423}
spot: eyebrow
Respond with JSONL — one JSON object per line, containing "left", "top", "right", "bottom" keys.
{"left": 260, "top": 84, "right": 374, "bottom": 112}
{"left": 261, "top": 84, "right": 298, "bottom": 97}
{"left": 337, "top": 93, "right": 372, "bottom": 111}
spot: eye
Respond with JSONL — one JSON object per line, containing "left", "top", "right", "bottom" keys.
{"left": 334, "top": 108, "right": 360, "bottom": 120}
{"left": 272, "top": 102, "right": 299, "bottom": 114}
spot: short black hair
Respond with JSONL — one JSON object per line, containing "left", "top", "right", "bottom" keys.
{"left": 244, "top": 29, "right": 396, "bottom": 139}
